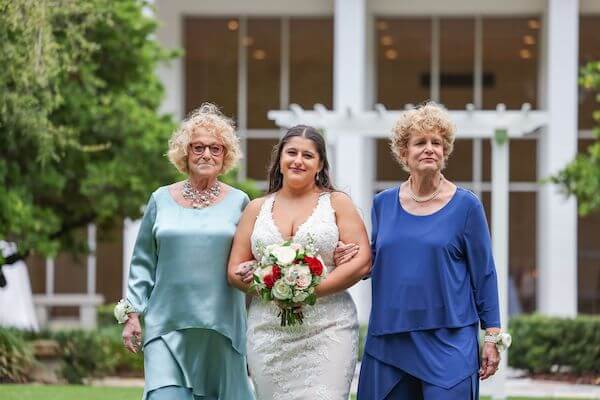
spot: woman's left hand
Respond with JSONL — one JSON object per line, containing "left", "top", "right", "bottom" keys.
{"left": 479, "top": 342, "right": 500, "bottom": 380}
{"left": 333, "top": 241, "right": 360, "bottom": 266}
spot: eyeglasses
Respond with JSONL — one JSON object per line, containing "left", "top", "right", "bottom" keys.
{"left": 189, "top": 143, "right": 225, "bottom": 156}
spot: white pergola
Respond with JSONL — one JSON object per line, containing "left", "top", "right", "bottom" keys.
{"left": 269, "top": 102, "right": 548, "bottom": 399}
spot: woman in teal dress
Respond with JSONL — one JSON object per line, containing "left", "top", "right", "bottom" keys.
{"left": 118, "top": 103, "right": 255, "bottom": 400}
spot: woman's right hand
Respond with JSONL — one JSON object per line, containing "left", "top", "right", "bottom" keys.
{"left": 235, "top": 261, "right": 257, "bottom": 284}
{"left": 122, "top": 313, "right": 142, "bottom": 354}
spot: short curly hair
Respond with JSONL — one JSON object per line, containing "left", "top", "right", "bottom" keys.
{"left": 390, "top": 101, "right": 456, "bottom": 172}
{"left": 167, "top": 103, "right": 242, "bottom": 175}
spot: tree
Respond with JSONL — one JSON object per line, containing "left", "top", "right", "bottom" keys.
{"left": 552, "top": 61, "right": 600, "bottom": 216}
{"left": 0, "top": 0, "right": 179, "bottom": 282}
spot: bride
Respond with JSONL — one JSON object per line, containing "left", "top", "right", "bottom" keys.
{"left": 228, "top": 125, "right": 371, "bottom": 400}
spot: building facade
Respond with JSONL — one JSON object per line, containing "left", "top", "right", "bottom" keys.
{"left": 26, "top": 0, "right": 600, "bottom": 325}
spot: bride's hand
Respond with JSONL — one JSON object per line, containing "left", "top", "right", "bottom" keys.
{"left": 235, "top": 261, "right": 256, "bottom": 283}
{"left": 334, "top": 241, "right": 359, "bottom": 266}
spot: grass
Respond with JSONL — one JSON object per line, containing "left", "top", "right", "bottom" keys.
{"left": 0, "top": 386, "right": 592, "bottom": 400}
{"left": 0, "top": 385, "right": 142, "bottom": 400}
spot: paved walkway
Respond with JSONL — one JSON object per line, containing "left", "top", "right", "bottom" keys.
{"left": 93, "top": 367, "right": 600, "bottom": 399}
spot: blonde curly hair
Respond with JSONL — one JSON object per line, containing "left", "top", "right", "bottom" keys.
{"left": 167, "top": 103, "right": 242, "bottom": 175}
{"left": 390, "top": 101, "right": 456, "bottom": 172}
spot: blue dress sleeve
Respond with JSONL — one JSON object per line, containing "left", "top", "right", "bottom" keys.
{"left": 126, "top": 194, "right": 158, "bottom": 314}
{"left": 463, "top": 200, "right": 501, "bottom": 329}
{"left": 371, "top": 199, "right": 379, "bottom": 262}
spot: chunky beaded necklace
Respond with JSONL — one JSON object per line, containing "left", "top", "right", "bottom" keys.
{"left": 407, "top": 174, "right": 444, "bottom": 203}
{"left": 182, "top": 180, "right": 221, "bottom": 209}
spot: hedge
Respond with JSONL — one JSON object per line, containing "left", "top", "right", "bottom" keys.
{"left": 508, "top": 314, "right": 600, "bottom": 374}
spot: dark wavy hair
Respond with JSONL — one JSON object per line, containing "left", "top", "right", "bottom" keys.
{"left": 267, "top": 125, "right": 336, "bottom": 193}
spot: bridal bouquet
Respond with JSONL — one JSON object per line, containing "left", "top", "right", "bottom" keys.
{"left": 251, "top": 238, "right": 327, "bottom": 326}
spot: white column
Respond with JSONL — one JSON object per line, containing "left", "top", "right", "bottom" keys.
{"left": 333, "top": 0, "right": 373, "bottom": 325}
{"left": 155, "top": 1, "right": 184, "bottom": 119}
{"left": 86, "top": 224, "right": 97, "bottom": 295}
{"left": 122, "top": 218, "right": 141, "bottom": 298}
{"left": 491, "top": 132, "right": 509, "bottom": 400}
{"left": 537, "top": 0, "right": 579, "bottom": 316}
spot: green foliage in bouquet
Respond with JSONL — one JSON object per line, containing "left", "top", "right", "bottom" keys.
{"left": 551, "top": 61, "right": 600, "bottom": 215}
{"left": 508, "top": 314, "right": 600, "bottom": 374}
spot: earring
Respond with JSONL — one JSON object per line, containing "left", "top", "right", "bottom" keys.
{"left": 315, "top": 173, "right": 320, "bottom": 184}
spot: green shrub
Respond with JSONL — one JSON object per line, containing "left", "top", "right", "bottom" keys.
{"left": 0, "top": 328, "right": 34, "bottom": 383}
{"left": 97, "top": 303, "right": 117, "bottom": 328}
{"left": 509, "top": 314, "right": 600, "bottom": 374}
{"left": 51, "top": 329, "right": 117, "bottom": 384}
{"left": 100, "top": 326, "right": 144, "bottom": 376}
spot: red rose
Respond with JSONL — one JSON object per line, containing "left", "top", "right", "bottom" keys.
{"left": 305, "top": 256, "right": 324, "bottom": 276}
{"left": 272, "top": 266, "right": 281, "bottom": 280}
{"left": 263, "top": 274, "right": 275, "bottom": 288}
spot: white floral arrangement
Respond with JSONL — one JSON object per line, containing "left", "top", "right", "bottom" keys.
{"left": 114, "top": 299, "right": 136, "bottom": 324}
{"left": 495, "top": 332, "right": 512, "bottom": 352}
{"left": 251, "top": 237, "right": 327, "bottom": 326}
{"left": 484, "top": 331, "right": 512, "bottom": 352}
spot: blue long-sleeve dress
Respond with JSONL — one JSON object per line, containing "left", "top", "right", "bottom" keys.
{"left": 126, "top": 185, "right": 255, "bottom": 400}
{"left": 358, "top": 186, "right": 501, "bottom": 399}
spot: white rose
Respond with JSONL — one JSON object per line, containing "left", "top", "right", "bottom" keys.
{"left": 290, "top": 243, "right": 302, "bottom": 252}
{"left": 272, "top": 279, "right": 293, "bottom": 300}
{"left": 271, "top": 245, "right": 297, "bottom": 265}
{"left": 292, "top": 291, "right": 309, "bottom": 303}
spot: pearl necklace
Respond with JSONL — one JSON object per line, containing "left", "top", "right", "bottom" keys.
{"left": 182, "top": 180, "right": 221, "bottom": 209}
{"left": 407, "top": 174, "right": 444, "bottom": 203}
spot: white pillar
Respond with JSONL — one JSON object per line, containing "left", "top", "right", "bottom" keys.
{"left": 490, "top": 131, "right": 509, "bottom": 400}
{"left": 537, "top": 0, "right": 578, "bottom": 316}
{"left": 333, "top": 0, "right": 373, "bottom": 325}
{"left": 155, "top": 1, "right": 183, "bottom": 119}
{"left": 86, "top": 224, "right": 97, "bottom": 295}
{"left": 122, "top": 218, "right": 141, "bottom": 298}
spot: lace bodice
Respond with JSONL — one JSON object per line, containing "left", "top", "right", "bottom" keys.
{"left": 251, "top": 193, "right": 339, "bottom": 268}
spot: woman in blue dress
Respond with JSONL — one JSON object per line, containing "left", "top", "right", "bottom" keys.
{"left": 357, "top": 102, "right": 509, "bottom": 399}
{"left": 117, "top": 103, "right": 255, "bottom": 400}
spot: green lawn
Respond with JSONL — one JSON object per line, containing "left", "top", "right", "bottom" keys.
{"left": 0, "top": 385, "right": 142, "bottom": 400}
{"left": 0, "top": 386, "right": 591, "bottom": 400}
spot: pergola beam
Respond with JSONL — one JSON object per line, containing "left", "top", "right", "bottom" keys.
{"left": 268, "top": 104, "right": 548, "bottom": 139}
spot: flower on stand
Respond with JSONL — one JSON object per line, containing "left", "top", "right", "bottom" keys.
{"left": 251, "top": 237, "right": 327, "bottom": 326}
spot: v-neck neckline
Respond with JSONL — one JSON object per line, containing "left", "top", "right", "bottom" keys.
{"left": 268, "top": 193, "right": 324, "bottom": 242}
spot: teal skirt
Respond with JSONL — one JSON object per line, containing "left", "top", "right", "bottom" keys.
{"left": 142, "top": 328, "right": 254, "bottom": 400}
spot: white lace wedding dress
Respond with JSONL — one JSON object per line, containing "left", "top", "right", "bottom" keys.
{"left": 247, "top": 193, "right": 359, "bottom": 400}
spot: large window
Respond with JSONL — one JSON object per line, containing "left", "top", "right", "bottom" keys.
{"left": 440, "top": 18, "right": 475, "bottom": 108}
{"left": 376, "top": 18, "right": 431, "bottom": 108}
{"left": 247, "top": 19, "right": 281, "bottom": 129}
{"left": 482, "top": 18, "right": 539, "bottom": 109}
{"left": 578, "top": 139, "right": 600, "bottom": 313}
{"left": 290, "top": 19, "right": 333, "bottom": 109}
{"left": 184, "top": 17, "right": 333, "bottom": 182}
{"left": 184, "top": 18, "right": 238, "bottom": 118}
{"left": 579, "top": 16, "right": 600, "bottom": 130}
